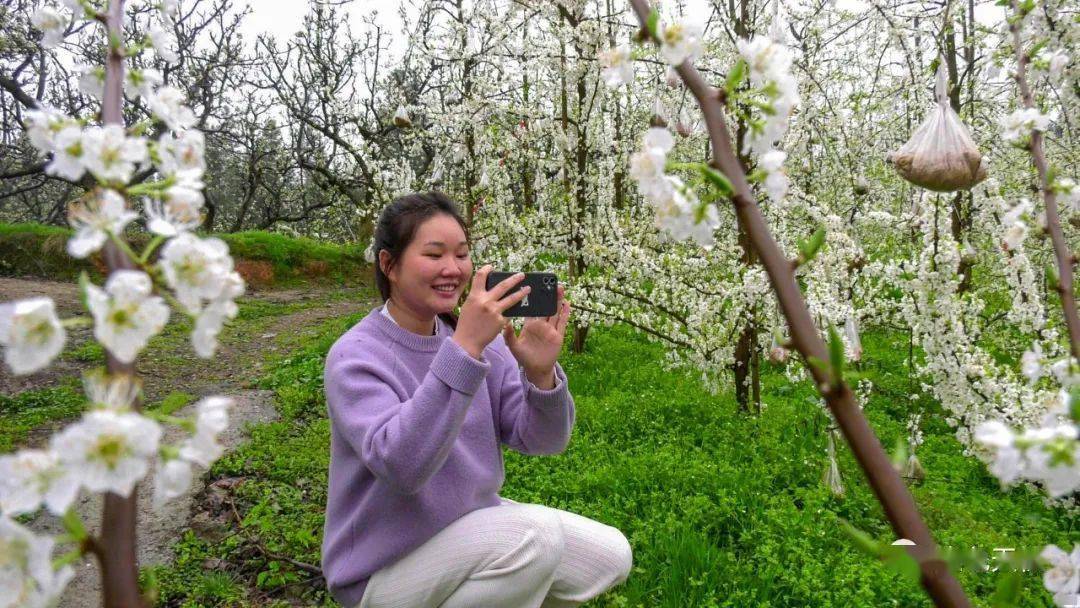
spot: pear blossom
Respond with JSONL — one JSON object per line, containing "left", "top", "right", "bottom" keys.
{"left": 147, "top": 86, "right": 196, "bottom": 131}
{"left": 85, "top": 270, "right": 170, "bottom": 363}
{"left": 158, "top": 233, "right": 235, "bottom": 313}
{"left": 1022, "top": 343, "right": 1045, "bottom": 384}
{"left": 642, "top": 127, "right": 674, "bottom": 153}
{"left": 598, "top": 45, "right": 634, "bottom": 87}
{"left": 147, "top": 22, "right": 178, "bottom": 64}
{"left": 156, "top": 129, "right": 206, "bottom": 176}
{"left": 758, "top": 149, "right": 789, "bottom": 203}
{"left": 151, "top": 458, "right": 192, "bottom": 510}
{"left": 191, "top": 271, "right": 244, "bottom": 357}
{"left": 1001, "top": 107, "right": 1051, "bottom": 142}
{"left": 144, "top": 195, "right": 202, "bottom": 237}
{"left": 0, "top": 450, "right": 79, "bottom": 516}
{"left": 75, "top": 64, "right": 105, "bottom": 101}
{"left": 22, "top": 106, "right": 75, "bottom": 152}
{"left": 1041, "top": 544, "right": 1080, "bottom": 608}
{"left": 0, "top": 298, "right": 66, "bottom": 376}
{"left": 178, "top": 431, "right": 223, "bottom": 468}
{"left": 81, "top": 125, "right": 148, "bottom": 184}
{"left": 1001, "top": 222, "right": 1028, "bottom": 251}
{"left": 0, "top": 516, "right": 74, "bottom": 608}
{"left": 66, "top": 189, "right": 139, "bottom": 258}
{"left": 974, "top": 420, "right": 1024, "bottom": 485}
{"left": 45, "top": 125, "right": 87, "bottom": 181}
{"left": 30, "top": 6, "right": 67, "bottom": 48}
{"left": 50, "top": 411, "right": 162, "bottom": 497}
{"left": 125, "top": 68, "right": 163, "bottom": 99}
{"left": 1003, "top": 198, "right": 1032, "bottom": 227}
{"left": 659, "top": 22, "right": 702, "bottom": 66}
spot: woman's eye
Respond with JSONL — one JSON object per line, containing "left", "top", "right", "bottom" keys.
{"left": 457, "top": 254, "right": 468, "bottom": 259}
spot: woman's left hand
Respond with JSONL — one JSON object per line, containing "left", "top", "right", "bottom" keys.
{"left": 503, "top": 285, "right": 571, "bottom": 386}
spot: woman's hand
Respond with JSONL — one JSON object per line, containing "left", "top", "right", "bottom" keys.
{"left": 503, "top": 284, "right": 571, "bottom": 388}
{"left": 452, "top": 265, "right": 531, "bottom": 360}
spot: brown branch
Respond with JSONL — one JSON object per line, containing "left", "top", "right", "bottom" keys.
{"left": 225, "top": 492, "right": 323, "bottom": 577}
{"left": 626, "top": 1, "right": 972, "bottom": 606}
{"left": 1008, "top": 0, "right": 1080, "bottom": 360}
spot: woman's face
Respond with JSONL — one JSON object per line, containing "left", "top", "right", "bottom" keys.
{"left": 383, "top": 213, "right": 472, "bottom": 317}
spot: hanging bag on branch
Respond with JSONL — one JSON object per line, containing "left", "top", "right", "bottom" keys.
{"left": 888, "top": 64, "right": 987, "bottom": 192}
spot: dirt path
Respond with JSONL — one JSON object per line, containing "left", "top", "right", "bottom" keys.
{"left": 0, "top": 275, "right": 376, "bottom": 608}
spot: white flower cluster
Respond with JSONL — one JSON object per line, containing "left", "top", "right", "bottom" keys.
{"left": 0, "top": 6, "right": 238, "bottom": 595}
{"left": 974, "top": 389, "right": 1080, "bottom": 497}
{"left": 1000, "top": 197, "right": 1032, "bottom": 251}
{"left": 736, "top": 32, "right": 800, "bottom": 204}
{"left": 1000, "top": 107, "right": 1052, "bottom": 143}
{"left": 629, "top": 127, "right": 720, "bottom": 249}
{"left": 598, "top": 45, "right": 633, "bottom": 88}
{"left": 1041, "top": 544, "right": 1080, "bottom": 608}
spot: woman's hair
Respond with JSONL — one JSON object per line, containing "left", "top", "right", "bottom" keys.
{"left": 373, "top": 191, "right": 470, "bottom": 330}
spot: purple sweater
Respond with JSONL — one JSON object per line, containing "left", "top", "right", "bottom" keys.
{"left": 322, "top": 306, "right": 575, "bottom": 607}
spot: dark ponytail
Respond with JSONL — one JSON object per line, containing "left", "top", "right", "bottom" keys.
{"left": 373, "top": 191, "right": 469, "bottom": 331}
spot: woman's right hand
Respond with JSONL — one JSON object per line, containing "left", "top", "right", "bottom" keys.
{"left": 452, "top": 265, "right": 530, "bottom": 360}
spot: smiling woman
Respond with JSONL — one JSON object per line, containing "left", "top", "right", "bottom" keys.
{"left": 320, "top": 191, "right": 631, "bottom": 608}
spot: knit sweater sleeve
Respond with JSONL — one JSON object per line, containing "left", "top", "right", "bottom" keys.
{"left": 324, "top": 337, "right": 491, "bottom": 495}
{"left": 492, "top": 338, "right": 575, "bottom": 456}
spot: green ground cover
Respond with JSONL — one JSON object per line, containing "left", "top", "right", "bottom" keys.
{"left": 0, "top": 223, "right": 369, "bottom": 287}
{"left": 144, "top": 311, "right": 1079, "bottom": 607}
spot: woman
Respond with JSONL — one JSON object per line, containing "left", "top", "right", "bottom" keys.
{"left": 322, "top": 192, "right": 633, "bottom": 608}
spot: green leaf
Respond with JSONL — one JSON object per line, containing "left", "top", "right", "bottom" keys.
{"left": 61, "top": 508, "right": 87, "bottom": 541}
{"left": 827, "top": 325, "right": 844, "bottom": 384}
{"left": 990, "top": 569, "right": 1022, "bottom": 607}
{"left": 646, "top": 9, "right": 660, "bottom": 40}
{"left": 700, "top": 165, "right": 734, "bottom": 197}
{"left": 1046, "top": 262, "right": 1060, "bottom": 292}
{"left": 890, "top": 436, "right": 908, "bottom": 471}
{"left": 881, "top": 545, "right": 922, "bottom": 582}
{"left": 725, "top": 58, "right": 747, "bottom": 94}
{"left": 78, "top": 271, "right": 91, "bottom": 311}
{"left": 807, "top": 356, "right": 829, "bottom": 377}
{"left": 838, "top": 519, "right": 880, "bottom": 556}
{"left": 1069, "top": 387, "right": 1080, "bottom": 423}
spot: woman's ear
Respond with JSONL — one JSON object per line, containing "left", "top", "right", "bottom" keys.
{"left": 378, "top": 249, "right": 392, "bottom": 280}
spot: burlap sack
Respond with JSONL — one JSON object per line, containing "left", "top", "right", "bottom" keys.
{"left": 888, "top": 65, "right": 987, "bottom": 192}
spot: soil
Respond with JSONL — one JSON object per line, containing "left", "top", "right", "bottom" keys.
{"left": 0, "top": 275, "right": 378, "bottom": 608}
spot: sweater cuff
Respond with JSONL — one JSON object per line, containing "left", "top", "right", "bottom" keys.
{"left": 523, "top": 362, "right": 569, "bottom": 409}
{"left": 432, "top": 338, "right": 491, "bottom": 395}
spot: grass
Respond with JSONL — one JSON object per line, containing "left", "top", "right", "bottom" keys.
{"left": 0, "top": 223, "right": 370, "bottom": 288}
{"left": 144, "top": 312, "right": 1079, "bottom": 607}
{"left": 0, "top": 379, "right": 85, "bottom": 452}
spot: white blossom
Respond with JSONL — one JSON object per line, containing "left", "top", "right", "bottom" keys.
{"left": 158, "top": 233, "right": 235, "bottom": 314}
{"left": 599, "top": 45, "right": 634, "bottom": 87}
{"left": 0, "top": 298, "right": 66, "bottom": 376}
{"left": 50, "top": 411, "right": 161, "bottom": 497}
{"left": 1022, "top": 343, "right": 1045, "bottom": 384}
{"left": 147, "top": 86, "right": 196, "bottom": 131}
{"left": 147, "top": 22, "right": 178, "bottom": 64}
{"left": 0, "top": 450, "right": 78, "bottom": 516}
{"left": 1041, "top": 544, "right": 1080, "bottom": 608}
{"left": 1001, "top": 108, "right": 1051, "bottom": 142}
{"left": 81, "top": 125, "right": 148, "bottom": 184}
{"left": 22, "top": 107, "right": 75, "bottom": 152}
{"left": 45, "top": 125, "right": 86, "bottom": 181}
{"left": 190, "top": 271, "right": 243, "bottom": 357}
{"left": 66, "top": 189, "right": 138, "bottom": 258}
{"left": 144, "top": 184, "right": 204, "bottom": 237}
{"left": 659, "top": 22, "right": 702, "bottom": 66}
{"left": 151, "top": 458, "right": 191, "bottom": 510}
{"left": 0, "top": 516, "right": 74, "bottom": 608}
{"left": 156, "top": 130, "right": 206, "bottom": 176}
{"left": 30, "top": 6, "right": 67, "bottom": 48}
{"left": 85, "top": 270, "right": 170, "bottom": 363}
{"left": 844, "top": 316, "right": 863, "bottom": 361}
{"left": 758, "top": 149, "right": 789, "bottom": 203}
{"left": 75, "top": 64, "right": 105, "bottom": 101}
{"left": 1001, "top": 222, "right": 1028, "bottom": 251}
{"left": 125, "top": 68, "right": 163, "bottom": 99}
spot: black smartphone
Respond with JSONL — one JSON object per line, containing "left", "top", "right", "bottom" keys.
{"left": 485, "top": 271, "right": 559, "bottom": 317}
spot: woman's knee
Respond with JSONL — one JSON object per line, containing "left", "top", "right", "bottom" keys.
{"left": 521, "top": 506, "right": 566, "bottom": 571}
{"left": 610, "top": 531, "right": 633, "bottom": 583}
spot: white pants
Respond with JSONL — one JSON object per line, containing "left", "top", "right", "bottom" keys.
{"left": 356, "top": 497, "right": 633, "bottom": 608}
